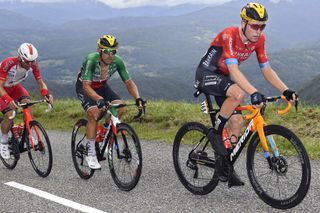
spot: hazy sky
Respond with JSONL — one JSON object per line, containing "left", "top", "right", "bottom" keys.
{"left": 3, "top": 0, "right": 290, "bottom": 8}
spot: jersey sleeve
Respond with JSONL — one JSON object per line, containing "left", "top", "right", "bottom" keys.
{"left": 115, "top": 56, "right": 131, "bottom": 82}
{"left": 81, "top": 58, "right": 97, "bottom": 82}
{"left": 255, "top": 35, "right": 269, "bottom": 69}
{"left": 220, "top": 30, "right": 238, "bottom": 65}
{"left": 0, "top": 58, "right": 15, "bottom": 81}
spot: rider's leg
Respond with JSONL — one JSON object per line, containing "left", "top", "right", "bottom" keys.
{"left": 214, "top": 84, "right": 244, "bottom": 135}
{"left": 85, "top": 107, "right": 101, "bottom": 169}
{"left": 99, "top": 84, "right": 122, "bottom": 119}
{"left": 214, "top": 84, "right": 245, "bottom": 187}
{"left": 227, "top": 114, "right": 244, "bottom": 143}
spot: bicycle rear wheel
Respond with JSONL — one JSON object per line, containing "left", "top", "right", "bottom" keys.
{"left": 247, "top": 125, "right": 311, "bottom": 209}
{"left": 108, "top": 123, "right": 142, "bottom": 191}
{"left": 26, "top": 121, "right": 53, "bottom": 177}
{"left": 0, "top": 128, "right": 19, "bottom": 169}
{"left": 71, "top": 119, "right": 95, "bottom": 179}
{"left": 173, "top": 122, "right": 219, "bottom": 195}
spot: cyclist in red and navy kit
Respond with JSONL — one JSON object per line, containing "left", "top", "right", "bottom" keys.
{"left": 195, "top": 3, "right": 298, "bottom": 187}
{"left": 0, "top": 43, "right": 53, "bottom": 160}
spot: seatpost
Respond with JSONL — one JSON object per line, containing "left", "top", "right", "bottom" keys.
{"left": 205, "top": 94, "right": 217, "bottom": 127}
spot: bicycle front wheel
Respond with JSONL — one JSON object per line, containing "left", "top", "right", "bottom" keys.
{"left": 108, "top": 123, "right": 142, "bottom": 191}
{"left": 247, "top": 125, "right": 311, "bottom": 209}
{"left": 71, "top": 119, "right": 95, "bottom": 179}
{"left": 26, "top": 121, "right": 53, "bottom": 177}
{"left": 173, "top": 122, "right": 218, "bottom": 195}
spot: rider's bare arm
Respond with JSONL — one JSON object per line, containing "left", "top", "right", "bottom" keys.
{"left": 0, "top": 80, "right": 7, "bottom": 97}
{"left": 261, "top": 66, "right": 288, "bottom": 93}
{"left": 125, "top": 79, "right": 140, "bottom": 100}
{"left": 227, "top": 64, "right": 257, "bottom": 95}
{"left": 82, "top": 81, "right": 103, "bottom": 102}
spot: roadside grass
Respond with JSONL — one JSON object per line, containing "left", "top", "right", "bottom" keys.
{"left": 27, "top": 98, "right": 320, "bottom": 159}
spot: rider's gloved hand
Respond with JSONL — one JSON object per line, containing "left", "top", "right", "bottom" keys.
{"left": 96, "top": 99, "right": 107, "bottom": 109}
{"left": 44, "top": 94, "right": 54, "bottom": 105}
{"left": 41, "top": 89, "right": 53, "bottom": 104}
{"left": 283, "top": 89, "right": 298, "bottom": 101}
{"left": 250, "top": 91, "right": 265, "bottom": 106}
{"left": 135, "top": 98, "right": 146, "bottom": 108}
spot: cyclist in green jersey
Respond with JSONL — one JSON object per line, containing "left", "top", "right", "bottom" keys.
{"left": 76, "top": 34, "right": 145, "bottom": 169}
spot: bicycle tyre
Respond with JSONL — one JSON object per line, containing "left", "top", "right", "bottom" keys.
{"left": 71, "top": 119, "right": 95, "bottom": 179}
{"left": 247, "top": 125, "right": 311, "bottom": 209}
{"left": 0, "top": 118, "right": 19, "bottom": 169}
{"left": 26, "top": 120, "right": 53, "bottom": 177}
{"left": 108, "top": 123, "right": 142, "bottom": 191}
{"left": 173, "top": 122, "right": 219, "bottom": 195}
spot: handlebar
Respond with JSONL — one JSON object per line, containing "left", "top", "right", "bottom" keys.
{"left": 235, "top": 96, "right": 295, "bottom": 121}
{"left": 96, "top": 102, "right": 146, "bottom": 122}
{"left": 9, "top": 99, "right": 53, "bottom": 120}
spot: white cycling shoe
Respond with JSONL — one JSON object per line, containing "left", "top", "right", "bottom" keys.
{"left": 86, "top": 155, "right": 101, "bottom": 170}
{"left": 0, "top": 143, "right": 10, "bottom": 159}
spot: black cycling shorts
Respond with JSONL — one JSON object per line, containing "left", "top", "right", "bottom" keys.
{"left": 195, "top": 67, "right": 241, "bottom": 114}
{"left": 76, "top": 80, "right": 120, "bottom": 112}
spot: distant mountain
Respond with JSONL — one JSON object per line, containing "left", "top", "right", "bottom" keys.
{"left": 298, "top": 74, "right": 320, "bottom": 104}
{"left": 0, "top": 0, "right": 208, "bottom": 24}
{"left": 0, "top": 0, "right": 319, "bottom": 102}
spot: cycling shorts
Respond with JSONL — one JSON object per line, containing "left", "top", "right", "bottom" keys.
{"left": 0, "top": 84, "right": 30, "bottom": 114}
{"left": 76, "top": 80, "right": 120, "bottom": 112}
{"left": 195, "top": 67, "right": 241, "bottom": 115}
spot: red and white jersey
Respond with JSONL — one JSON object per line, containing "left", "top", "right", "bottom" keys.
{"left": 0, "top": 57, "right": 42, "bottom": 87}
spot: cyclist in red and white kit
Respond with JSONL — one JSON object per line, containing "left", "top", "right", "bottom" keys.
{"left": 0, "top": 43, "right": 53, "bottom": 159}
{"left": 195, "top": 3, "right": 298, "bottom": 187}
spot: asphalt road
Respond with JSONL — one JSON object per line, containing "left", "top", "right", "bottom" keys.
{"left": 0, "top": 130, "right": 319, "bottom": 213}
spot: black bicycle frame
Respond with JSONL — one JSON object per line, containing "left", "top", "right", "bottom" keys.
{"left": 17, "top": 125, "right": 28, "bottom": 154}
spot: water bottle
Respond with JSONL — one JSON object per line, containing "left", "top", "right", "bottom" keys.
{"left": 12, "top": 124, "right": 20, "bottom": 139}
{"left": 222, "top": 128, "right": 232, "bottom": 149}
{"left": 96, "top": 124, "right": 106, "bottom": 143}
{"left": 12, "top": 123, "right": 24, "bottom": 141}
{"left": 17, "top": 122, "right": 24, "bottom": 136}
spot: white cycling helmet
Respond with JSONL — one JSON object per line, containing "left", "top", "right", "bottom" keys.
{"left": 18, "top": 43, "right": 38, "bottom": 61}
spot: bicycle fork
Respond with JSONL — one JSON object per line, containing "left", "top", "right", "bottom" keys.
{"left": 255, "top": 115, "right": 280, "bottom": 169}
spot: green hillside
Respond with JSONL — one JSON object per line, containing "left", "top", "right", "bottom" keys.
{"left": 23, "top": 98, "right": 320, "bottom": 159}
{"left": 299, "top": 74, "right": 320, "bottom": 104}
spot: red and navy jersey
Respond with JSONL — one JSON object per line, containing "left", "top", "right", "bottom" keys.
{"left": 199, "top": 26, "right": 269, "bottom": 75}
{"left": 0, "top": 57, "right": 42, "bottom": 87}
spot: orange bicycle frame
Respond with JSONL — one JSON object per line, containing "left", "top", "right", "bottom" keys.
{"left": 235, "top": 96, "right": 292, "bottom": 154}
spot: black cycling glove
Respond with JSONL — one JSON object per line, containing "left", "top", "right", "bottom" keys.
{"left": 283, "top": 89, "right": 298, "bottom": 101}
{"left": 96, "top": 99, "right": 106, "bottom": 109}
{"left": 250, "top": 92, "right": 265, "bottom": 105}
{"left": 135, "top": 98, "right": 145, "bottom": 107}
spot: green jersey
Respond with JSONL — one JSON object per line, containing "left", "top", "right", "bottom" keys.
{"left": 78, "top": 52, "right": 130, "bottom": 88}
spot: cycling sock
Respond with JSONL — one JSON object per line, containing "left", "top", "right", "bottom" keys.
{"left": 214, "top": 115, "right": 228, "bottom": 135}
{"left": 86, "top": 139, "right": 96, "bottom": 156}
{"left": 1, "top": 133, "right": 8, "bottom": 144}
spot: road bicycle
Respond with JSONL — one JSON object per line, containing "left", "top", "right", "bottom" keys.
{"left": 173, "top": 90, "right": 311, "bottom": 209}
{"left": 0, "top": 100, "right": 53, "bottom": 177}
{"left": 71, "top": 103, "right": 144, "bottom": 191}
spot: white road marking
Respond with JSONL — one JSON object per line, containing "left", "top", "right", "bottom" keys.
{"left": 4, "top": 181, "right": 107, "bottom": 213}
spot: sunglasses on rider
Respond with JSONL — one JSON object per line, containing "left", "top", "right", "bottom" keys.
{"left": 102, "top": 49, "right": 117, "bottom": 55}
{"left": 248, "top": 23, "right": 266, "bottom": 31}
{"left": 22, "top": 58, "right": 36, "bottom": 65}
